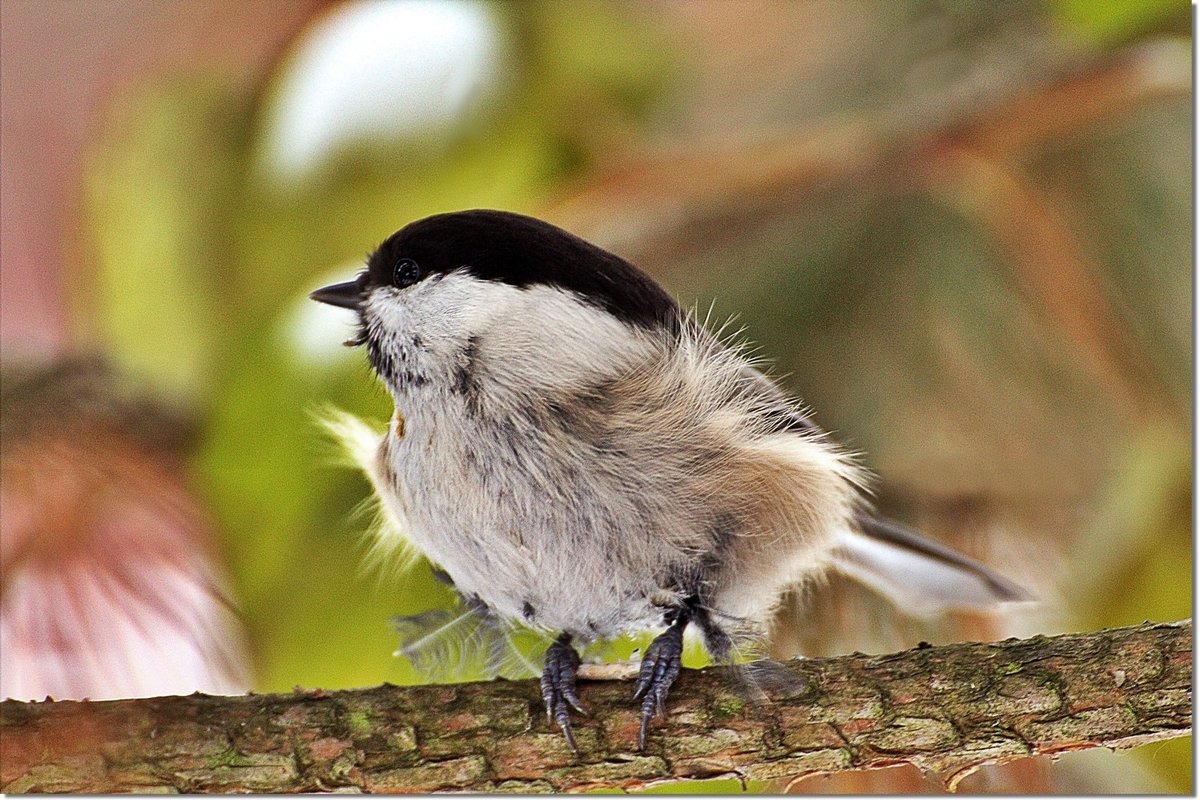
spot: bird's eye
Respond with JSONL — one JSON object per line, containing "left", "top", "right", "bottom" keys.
{"left": 393, "top": 258, "right": 422, "bottom": 288}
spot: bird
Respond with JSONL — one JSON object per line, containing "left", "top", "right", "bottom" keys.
{"left": 310, "top": 209, "right": 1027, "bottom": 751}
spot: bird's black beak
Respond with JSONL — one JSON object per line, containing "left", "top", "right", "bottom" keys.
{"left": 310, "top": 279, "right": 364, "bottom": 311}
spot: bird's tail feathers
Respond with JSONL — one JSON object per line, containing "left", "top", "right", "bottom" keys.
{"left": 830, "top": 515, "right": 1032, "bottom": 618}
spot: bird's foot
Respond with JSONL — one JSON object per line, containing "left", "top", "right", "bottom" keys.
{"left": 633, "top": 617, "right": 687, "bottom": 750}
{"left": 541, "top": 634, "right": 587, "bottom": 753}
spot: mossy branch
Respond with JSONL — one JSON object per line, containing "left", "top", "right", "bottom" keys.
{"left": 1, "top": 620, "right": 1190, "bottom": 793}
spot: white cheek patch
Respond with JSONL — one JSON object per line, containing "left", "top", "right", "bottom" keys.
{"left": 471, "top": 283, "right": 660, "bottom": 394}
{"left": 364, "top": 273, "right": 662, "bottom": 396}
{"left": 363, "top": 273, "right": 498, "bottom": 354}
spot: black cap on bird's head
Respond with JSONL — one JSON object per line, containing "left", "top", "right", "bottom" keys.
{"left": 310, "top": 210, "right": 679, "bottom": 330}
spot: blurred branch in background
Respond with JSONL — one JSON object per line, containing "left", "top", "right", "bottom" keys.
{"left": 0, "top": 0, "right": 1190, "bottom": 793}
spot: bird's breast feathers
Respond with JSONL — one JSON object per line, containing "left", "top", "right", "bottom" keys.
{"left": 337, "top": 302, "right": 864, "bottom": 637}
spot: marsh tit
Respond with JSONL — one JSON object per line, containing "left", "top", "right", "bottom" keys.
{"left": 311, "top": 209, "right": 1026, "bottom": 751}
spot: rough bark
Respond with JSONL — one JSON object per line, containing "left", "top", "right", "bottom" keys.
{"left": 1, "top": 620, "right": 1189, "bottom": 793}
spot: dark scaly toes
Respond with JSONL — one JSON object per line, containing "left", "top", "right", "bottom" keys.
{"left": 633, "top": 615, "right": 688, "bottom": 750}
{"left": 540, "top": 633, "right": 587, "bottom": 753}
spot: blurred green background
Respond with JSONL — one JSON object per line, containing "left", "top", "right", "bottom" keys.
{"left": 2, "top": 0, "right": 1191, "bottom": 793}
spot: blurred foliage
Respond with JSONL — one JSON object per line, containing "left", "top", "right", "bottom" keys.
{"left": 73, "top": 0, "right": 1189, "bottom": 792}
{"left": 1051, "top": 0, "right": 1187, "bottom": 45}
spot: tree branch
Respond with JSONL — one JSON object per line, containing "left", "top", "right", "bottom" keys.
{"left": 1, "top": 620, "right": 1189, "bottom": 793}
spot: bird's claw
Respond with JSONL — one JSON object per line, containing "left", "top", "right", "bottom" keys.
{"left": 633, "top": 622, "right": 685, "bottom": 750}
{"left": 541, "top": 635, "right": 587, "bottom": 753}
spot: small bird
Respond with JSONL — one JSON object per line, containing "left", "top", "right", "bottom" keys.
{"left": 311, "top": 209, "right": 1026, "bottom": 751}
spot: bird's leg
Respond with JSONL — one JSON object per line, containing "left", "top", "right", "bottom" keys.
{"left": 541, "top": 632, "right": 588, "bottom": 753}
{"left": 633, "top": 608, "right": 690, "bottom": 750}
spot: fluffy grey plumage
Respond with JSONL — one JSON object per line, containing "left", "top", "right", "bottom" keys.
{"left": 372, "top": 276, "right": 864, "bottom": 642}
